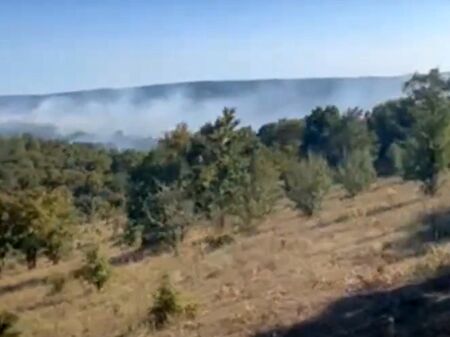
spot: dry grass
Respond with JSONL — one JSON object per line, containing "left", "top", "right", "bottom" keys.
{"left": 1, "top": 178, "right": 450, "bottom": 337}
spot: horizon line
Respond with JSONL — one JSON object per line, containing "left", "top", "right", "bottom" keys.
{"left": 0, "top": 71, "right": 421, "bottom": 98}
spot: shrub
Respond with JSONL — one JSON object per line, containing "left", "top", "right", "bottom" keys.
{"left": 284, "top": 155, "right": 332, "bottom": 216}
{"left": 412, "top": 245, "right": 450, "bottom": 280}
{"left": 76, "top": 245, "right": 111, "bottom": 291}
{"left": 338, "top": 150, "right": 377, "bottom": 197}
{"left": 0, "top": 311, "right": 20, "bottom": 337}
{"left": 203, "top": 234, "right": 235, "bottom": 252}
{"left": 148, "top": 274, "right": 183, "bottom": 329}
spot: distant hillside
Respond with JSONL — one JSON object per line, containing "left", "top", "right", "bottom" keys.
{"left": 0, "top": 75, "right": 409, "bottom": 149}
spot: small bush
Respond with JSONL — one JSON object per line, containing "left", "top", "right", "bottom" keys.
{"left": 76, "top": 245, "right": 111, "bottom": 291}
{"left": 0, "top": 311, "right": 20, "bottom": 337}
{"left": 412, "top": 245, "right": 450, "bottom": 280}
{"left": 203, "top": 234, "right": 235, "bottom": 252}
{"left": 183, "top": 303, "right": 198, "bottom": 320}
{"left": 46, "top": 272, "right": 67, "bottom": 295}
{"left": 148, "top": 274, "right": 183, "bottom": 329}
{"left": 338, "top": 150, "right": 377, "bottom": 197}
{"left": 284, "top": 155, "right": 332, "bottom": 216}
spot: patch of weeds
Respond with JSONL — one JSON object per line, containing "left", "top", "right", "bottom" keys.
{"left": 0, "top": 311, "right": 20, "bottom": 337}
{"left": 203, "top": 234, "right": 235, "bottom": 252}
{"left": 46, "top": 272, "right": 67, "bottom": 296}
{"left": 412, "top": 245, "right": 450, "bottom": 280}
{"left": 183, "top": 303, "right": 199, "bottom": 320}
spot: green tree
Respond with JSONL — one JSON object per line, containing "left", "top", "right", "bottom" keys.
{"left": 236, "top": 146, "right": 283, "bottom": 227}
{"left": 40, "top": 188, "right": 78, "bottom": 264}
{"left": 137, "top": 182, "right": 194, "bottom": 250}
{"left": 401, "top": 69, "right": 450, "bottom": 195}
{"left": 331, "top": 108, "right": 375, "bottom": 166}
{"left": 187, "top": 109, "right": 255, "bottom": 227}
{"left": 302, "top": 106, "right": 340, "bottom": 164}
{"left": 368, "top": 98, "right": 415, "bottom": 174}
{"left": 338, "top": 150, "right": 377, "bottom": 197}
{"left": 257, "top": 118, "right": 304, "bottom": 154}
{"left": 0, "top": 194, "right": 15, "bottom": 273}
{"left": 1, "top": 188, "right": 77, "bottom": 269}
{"left": 284, "top": 154, "right": 332, "bottom": 216}
{"left": 126, "top": 124, "right": 193, "bottom": 247}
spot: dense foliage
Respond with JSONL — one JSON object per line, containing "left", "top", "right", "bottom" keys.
{"left": 1, "top": 68, "right": 449, "bottom": 269}
{"left": 284, "top": 154, "right": 332, "bottom": 215}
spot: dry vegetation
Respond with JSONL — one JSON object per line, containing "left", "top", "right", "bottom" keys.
{"left": 1, "top": 178, "right": 450, "bottom": 337}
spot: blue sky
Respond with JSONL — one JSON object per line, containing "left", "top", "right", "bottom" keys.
{"left": 1, "top": 0, "right": 450, "bottom": 94}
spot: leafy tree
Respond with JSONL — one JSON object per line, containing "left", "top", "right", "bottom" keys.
{"left": 235, "top": 146, "right": 283, "bottom": 227}
{"left": 0, "top": 195, "right": 15, "bottom": 273}
{"left": 0, "top": 136, "right": 135, "bottom": 220}
{"left": 284, "top": 154, "right": 332, "bottom": 216}
{"left": 404, "top": 68, "right": 450, "bottom": 102}
{"left": 338, "top": 150, "right": 377, "bottom": 197}
{"left": 401, "top": 69, "right": 450, "bottom": 195}
{"left": 187, "top": 109, "right": 256, "bottom": 227}
{"left": 301, "top": 105, "right": 340, "bottom": 164}
{"left": 257, "top": 118, "right": 304, "bottom": 154}
{"left": 0, "top": 188, "right": 77, "bottom": 269}
{"left": 40, "top": 188, "right": 78, "bottom": 264}
{"left": 331, "top": 108, "right": 375, "bottom": 165}
{"left": 368, "top": 98, "right": 415, "bottom": 174}
{"left": 126, "top": 124, "right": 193, "bottom": 247}
{"left": 137, "top": 182, "right": 194, "bottom": 250}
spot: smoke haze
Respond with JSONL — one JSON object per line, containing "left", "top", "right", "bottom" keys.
{"left": 0, "top": 76, "right": 407, "bottom": 149}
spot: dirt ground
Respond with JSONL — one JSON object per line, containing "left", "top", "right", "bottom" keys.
{"left": 1, "top": 178, "right": 450, "bottom": 337}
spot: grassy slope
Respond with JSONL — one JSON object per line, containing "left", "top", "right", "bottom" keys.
{"left": 1, "top": 178, "right": 450, "bottom": 337}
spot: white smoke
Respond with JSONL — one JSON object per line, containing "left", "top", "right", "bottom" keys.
{"left": 0, "top": 77, "right": 405, "bottom": 148}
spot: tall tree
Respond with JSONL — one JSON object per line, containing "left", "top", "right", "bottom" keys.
{"left": 187, "top": 108, "right": 256, "bottom": 227}
{"left": 301, "top": 105, "right": 340, "bottom": 164}
{"left": 401, "top": 69, "right": 450, "bottom": 195}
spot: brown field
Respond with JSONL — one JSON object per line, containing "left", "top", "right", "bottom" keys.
{"left": 2, "top": 178, "right": 450, "bottom": 337}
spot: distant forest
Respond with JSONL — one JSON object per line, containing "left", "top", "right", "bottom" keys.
{"left": 1, "top": 68, "right": 449, "bottom": 271}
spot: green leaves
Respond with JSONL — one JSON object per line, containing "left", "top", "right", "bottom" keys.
{"left": 76, "top": 245, "right": 111, "bottom": 291}
{"left": 0, "top": 188, "right": 77, "bottom": 270}
{"left": 401, "top": 69, "right": 450, "bottom": 195}
{"left": 338, "top": 150, "right": 376, "bottom": 197}
{"left": 0, "top": 311, "right": 20, "bottom": 337}
{"left": 285, "top": 155, "right": 332, "bottom": 216}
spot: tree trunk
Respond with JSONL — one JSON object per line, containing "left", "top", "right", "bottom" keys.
{"left": 26, "top": 249, "right": 37, "bottom": 270}
{"left": 219, "top": 212, "right": 226, "bottom": 229}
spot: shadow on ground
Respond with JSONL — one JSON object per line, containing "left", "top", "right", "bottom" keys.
{"left": 252, "top": 272, "right": 450, "bottom": 337}
{"left": 318, "top": 198, "right": 421, "bottom": 230}
{"left": 392, "top": 206, "right": 450, "bottom": 258}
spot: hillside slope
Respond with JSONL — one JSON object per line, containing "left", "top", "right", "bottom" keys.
{"left": 1, "top": 178, "right": 450, "bottom": 337}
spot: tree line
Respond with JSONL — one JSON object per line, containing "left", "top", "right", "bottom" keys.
{"left": 0, "top": 68, "right": 449, "bottom": 271}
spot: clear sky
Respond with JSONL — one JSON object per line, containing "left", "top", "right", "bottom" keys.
{"left": 1, "top": 0, "right": 450, "bottom": 95}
